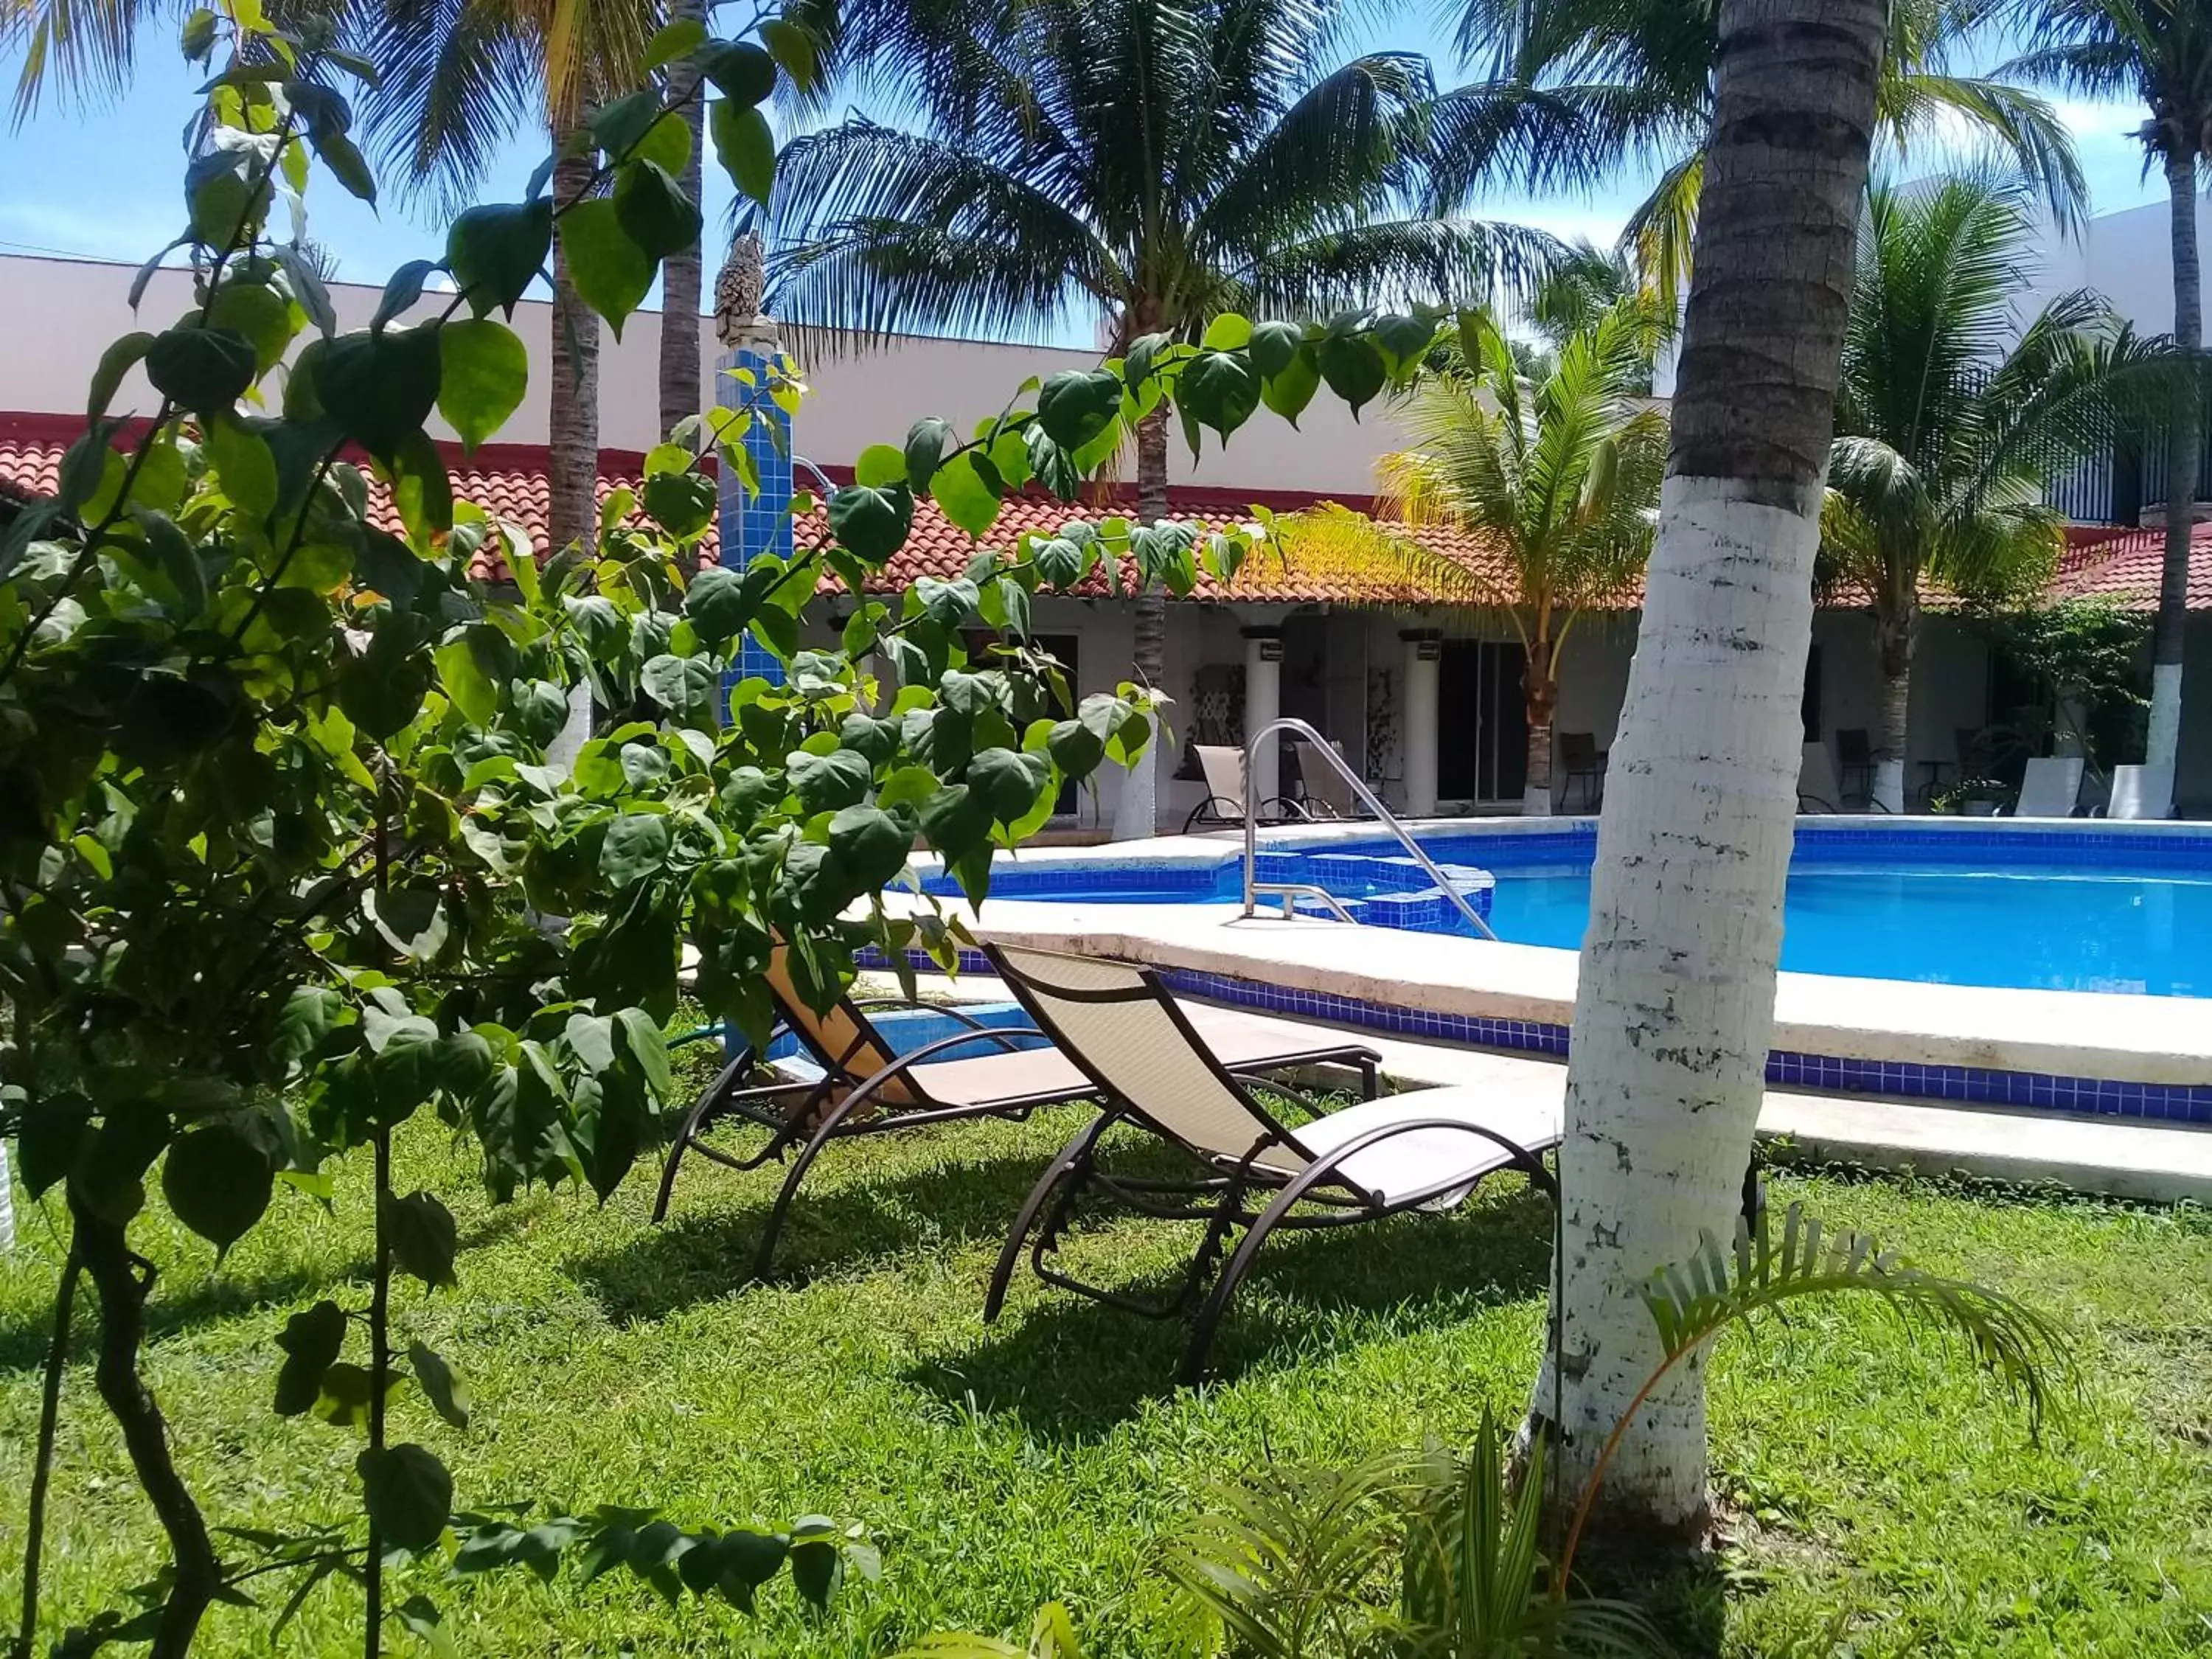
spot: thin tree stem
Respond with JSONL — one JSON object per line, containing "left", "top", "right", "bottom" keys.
{"left": 69, "top": 1202, "right": 220, "bottom": 1659}
{"left": 364, "top": 1127, "right": 392, "bottom": 1659}
{"left": 16, "top": 1245, "right": 80, "bottom": 1659}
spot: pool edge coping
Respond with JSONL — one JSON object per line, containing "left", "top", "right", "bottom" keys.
{"left": 876, "top": 894, "right": 2212, "bottom": 1127}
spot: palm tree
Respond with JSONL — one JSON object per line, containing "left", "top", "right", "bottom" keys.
{"left": 347, "top": 0, "right": 661, "bottom": 564}
{"left": 660, "top": 0, "right": 709, "bottom": 446}
{"left": 1540, "top": 0, "right": 1888, "bottom": 1540}
{"left": 766, "top": 0, "right": 1559, "bottom": 836}
{"left": 1825, "top": 175, "right": 2165, "bottom": 811}
{"left": 1999, "top": 1, "right": 2212, "bottom": 815}
{"left": 1430, "top": 0, "right": 2087, "bottom": 304}
{"left": 1287, "top": 300, "right": 1666, "bottom": 814}
{"left": 0, "top": 0, "right": 651, "bottom": 561}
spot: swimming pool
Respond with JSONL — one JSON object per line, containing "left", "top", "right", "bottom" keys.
{"left": 933, "top": 823, "right": 2212, "bottom": 998}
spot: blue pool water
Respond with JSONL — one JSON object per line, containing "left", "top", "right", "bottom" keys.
{"left": 943, "top": 826, "right": 2212, "bottom": 998}
{"left": 1484, "top": 860, "right": 2208, "bottom": 998}
{"left": 730, "top": 1001, "right": 1048, "bottom": 1066}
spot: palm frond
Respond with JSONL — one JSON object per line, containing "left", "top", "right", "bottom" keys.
{"left": 1618, "top": 148, "right": 1700, "bottom": 313}
{"left": 1641, "top": 1200, "right": 2075, "bottom": 1437}
{"left": 347, "top": 0, "right": 546, "bottom": 209}
{"left": 1189, "top": 52, "right": 1431, "bottom": 259}
{"left": 1422, "top": 75, "right": 1697, "bottom": 212}
{"left": 1402, "top": 1411, "right": 1669, "bottom": 1659}
{"left": 1237, "top": 216, "right": 1565, "bottom": 319}
{"left": 1163, "top": 1450, "right": 1421, "bottom": 1659}
{"left": 767, "top": 119, "right": 1118, "bottom": 346}
{"left": 1834, "top": 175, "right": 2174, "bottom": 619}
{"left": 3, "top": 0, "right": 150, "bottom": 119}
{"left": 900, "top": 1603, "right": 1089, "bottom": 1659}
{"left": 1995, "top": 39, "right": 2142, "bottom": 104}
{"left": 1879, "top": 73, "right": 2090, "bottom": 235}
{"left": 771, "top": 217, "right": 1096, "bottom": 347}
{"left": 1281, "top": 501, "right": 1496, "bottom": 609}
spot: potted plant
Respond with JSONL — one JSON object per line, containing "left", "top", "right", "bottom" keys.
{"left": 1934, "top": 776, "right": 2011, "bottom": 816}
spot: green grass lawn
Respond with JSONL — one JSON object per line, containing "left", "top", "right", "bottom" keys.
{"left": 4, "top": 1064, "right": 2211, "bottom": 1657}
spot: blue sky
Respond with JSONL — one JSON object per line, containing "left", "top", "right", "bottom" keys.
{"left": 0, "top": 26, "right": 2180, "bottom": 333}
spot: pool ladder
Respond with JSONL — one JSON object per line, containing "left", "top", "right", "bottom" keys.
{"left": 1239, "top": 717, "right": 1499, "bottom": 942}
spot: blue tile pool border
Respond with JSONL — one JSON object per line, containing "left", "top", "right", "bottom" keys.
{"left": 856, "top": 946, "right": 2212, "bottom": 1130}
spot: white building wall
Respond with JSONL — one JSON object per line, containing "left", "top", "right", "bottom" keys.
{"left": 0, "top": 252, "right": 1405, "bottom": 498}
{"left": 2018, "top": 196, "right": 2212, "bottom": 338}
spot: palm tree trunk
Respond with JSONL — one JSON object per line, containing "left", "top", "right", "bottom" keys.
{"left": 549, "top": 128, "right": 602, "bottom": 562}
{"left": 1523, "top": 657, "right": 1558, "bottom": 816}
{"left": 2147, "top": 145, "right": 2198, "bottom": 805}
{"left": 1528, "top": 0, "right": 1885, "bottom": 1545}
{"left": 658, "top": 0, "right": 707, "bottom": 447}
{"left": 1873, "top": 595, "right": 1914, "bottom": 813}
{"left": 1113, "top": 406, "right": 1172, "bottom": 840}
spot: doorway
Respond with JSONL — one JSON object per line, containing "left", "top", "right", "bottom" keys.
{"left": 1437, "top": 639, "right": 1529, "bottom": 803}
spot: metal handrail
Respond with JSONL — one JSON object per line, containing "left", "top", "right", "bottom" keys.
{"left": 1248, "top": 881, "right": 1360, "bottom": 923}
{"left": 1239, "top": 717, "right": 1499, "bottom": 942}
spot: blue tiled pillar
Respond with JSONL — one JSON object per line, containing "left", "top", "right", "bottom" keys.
{"left": 716, "top": 338, "right": 793, "bottom": 687}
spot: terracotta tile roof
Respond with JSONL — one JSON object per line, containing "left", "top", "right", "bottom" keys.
{"left": 55, "top": 414, "right": 2202, "bottom": 614}
{"left": 857, "top": 491, "right": 1518, "bottom": 607}
{"left": 0, "top": 415, "right": 1489, "bottom": 607}
{"left": 2051, "top": 521, "right": 2212, "bottom": 611}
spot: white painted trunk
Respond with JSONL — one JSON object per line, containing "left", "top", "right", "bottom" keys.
{"left": 1871, "top": 757, "right": 1905, "bottom": 815}
{"left": 1535, "top": 478, "right": 1821, "bottom": 1528}
{"left": 1528, "top": 0, "right": 1882, "bottom": 1541}
{"left": 1112, "top": 741, "right": 1158, "bottom": 840}
{"left": 2150, "top": 149, "right": 2199, "bottom": 776}
{"left": 1524, "top": 716, "right": 1555, "bottom": 816}
{"left": 2146, "top": 661, "right": 2184, "bottom": 776}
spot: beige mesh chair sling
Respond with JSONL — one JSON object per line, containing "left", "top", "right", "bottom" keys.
{"left": 1291, "top": 737, "right": 1367, "bottom": 819}
{"left": 980, "top": 942, "right": 1563, "bottom": 1383}
{"left": 653, "top": 947, "right": 1385, "bottom": 1277}
{"left": 1183, "top": 744, "right": 1305, "bottom": 832}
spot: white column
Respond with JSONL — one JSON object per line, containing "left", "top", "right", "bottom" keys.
{"left": 1243, "top": 627, "right": 1282, "bottom": 810}
{"left": 546, "top": 683, "right": 594, "bottom": 774}
{"left": 2053, "top": 685, "right": 2090, "bottom": 758}
{"left": 1401, "top": 629, "right": 1441, "bottom": 816}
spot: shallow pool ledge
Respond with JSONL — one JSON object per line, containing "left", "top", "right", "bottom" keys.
{"left": 894, "top": 896, "right": 2212, "bottom": 1120}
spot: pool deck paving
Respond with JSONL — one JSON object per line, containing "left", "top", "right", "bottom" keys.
{"left": 1329, "top": 1023, "right": 2212, "bottom": 1206}
{"left": 909, "top": 897, "right": 2212, "bottom": 1089}
{"left": 868, "top": 955, "right": 2212, "bottom": 1206}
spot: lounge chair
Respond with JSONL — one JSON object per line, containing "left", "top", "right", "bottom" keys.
{"left": 979, "top": 942, "right": 1562, "bottom": 1384}
{"left": 1290, "top": 737, "right": 1369, "bottom": 820}
{"left": 2012, "top": 756, "right": 2085, "bottom": 818}
{"left": 1183, "top": 744, "right": 1304, "bottom": 832}
{"left": 1834, "top": 728, "right": 1876, "bottom": 806}
{"left": 653, "top": 949, "right": 1384, "bottom": 1276}
{"left": 1799, "top": 740, "right": 1889, "bottom": 815}
{"left": 2098, "top": 762, "right": 2173, "bottom": 821}
{"left": 1798, "top": 742, "right": 1840, "bottom": 813}
{"left": 1558, "top": 731, "right": 1606, "bottom": 811}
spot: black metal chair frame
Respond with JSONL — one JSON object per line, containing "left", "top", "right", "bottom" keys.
{"left": 978, "top": 945, "right": 1556, "bottom": 1385}
{"left": 651, "top": 994, "right": 1082, "bottom": 1274}
{"left": 1558, "top": 735, "right": 1607, "bottom": 812}
{"left": 1182, "top": 794, "right": 1308, "bottom": 833}
{"left": 653, "top": 984, "right": 1385, "bottom": 1281}
{"left": 1835, "top": 729, "right": 1877, "bottom": 807}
